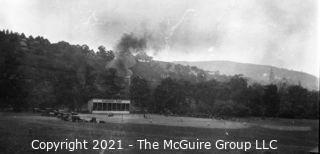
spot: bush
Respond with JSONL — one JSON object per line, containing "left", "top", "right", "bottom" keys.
{"left": 212, "top": 100, "right": 250, "bottom": 117}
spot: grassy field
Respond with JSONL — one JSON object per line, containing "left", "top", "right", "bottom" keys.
{"left": 0, "top": 112, "right": 318, "bottom": 154}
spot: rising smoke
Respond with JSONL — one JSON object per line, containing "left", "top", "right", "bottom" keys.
{"left": 106, "top": 33, "right": 147, "bottom": 78}
{"left": 1, "top": 0, "right": 316, "bottom": 76}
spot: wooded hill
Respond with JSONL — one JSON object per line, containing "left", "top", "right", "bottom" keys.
{"left": 0, "top": 30, "right": 208, "bottom": 109}
{"left": 0, "top": 30, "right": 318, "bottom": 119}
{"left": 176, "top": 61, "right": 319, "bottom": 90}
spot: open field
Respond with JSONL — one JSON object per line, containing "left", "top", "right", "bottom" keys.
{"left": 78, "top": 114, "right": 248, "bottom": 129}
{"left": 78, "top": 113, "right": 313, "bottom": 131}
{"left": 0, "top": 112, "right": 318, "bottom": 154}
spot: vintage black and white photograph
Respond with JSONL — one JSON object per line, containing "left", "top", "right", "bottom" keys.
{"left": 0, "top": 0, "right": 319, "bottom": 153}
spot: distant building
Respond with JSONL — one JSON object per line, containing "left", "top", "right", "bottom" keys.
{"left": 88, "top": 99, "right": 130, "bottom": 114}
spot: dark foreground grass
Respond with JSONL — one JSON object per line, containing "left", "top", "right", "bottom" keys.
{"left": 0, "top": 112, "right": 318, "bottom": 154}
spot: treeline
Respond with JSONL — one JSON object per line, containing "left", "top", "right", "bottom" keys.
{"left": 0, "top": 30, "right": 319, "bottom": 119}
{"left": 0, "top": 30, "right": 117, "bottom": 111}
{"left": 131, "top": 76, "right": 319, "bottom": 119}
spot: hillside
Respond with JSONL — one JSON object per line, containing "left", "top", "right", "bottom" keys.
{"left": 132, "top": 61, "right": 209, "bottom": 87}
{"left": 175, "top": 61, "right": 319, "bottom": 90}
{"left": 0, "top": 30, "right": 211, "bottom": 108}
{"left": 1, "top": 30, "right": 319, "bottom": 119}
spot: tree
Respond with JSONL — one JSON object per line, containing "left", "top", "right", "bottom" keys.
{"left": 102, "top": 68, "right": 123, "bottom": 99}
{"left": 97, "top": 45, "right": 114, "bottom": 62}
{"left": 194, "top": 80, "right": 218, "bottom": 114}
{"left": 247, "top": 83, "right": 264, "bottom": 116}
{"left": 130, "top": 76, "right": 151, "bottom": 113}
{"left": 53, "top": 70, "right": 80, "bottom": 110}
{"left": 263, "top": 84, "right": 280, "bottom": 117}
{"left": 212, "top": 100, "right": 249, "bottom": 117}
{"left": 228, "top": 74, "right": 248, "bottom": 104}
{"left": 306, "top": 91, "right": 319, "bottom": 118}
{"left": 154, "top": 78, "right": 187, "bottom": 114}
{"left": 279, "top": 85, "right": 309, "bottom": 118}
{"left": 0, "top": 31, "right": 27, "bottom": 111}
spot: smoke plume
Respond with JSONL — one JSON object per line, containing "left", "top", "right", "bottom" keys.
{"left": 107, "top": 33, "right": 147, "bottom": 77}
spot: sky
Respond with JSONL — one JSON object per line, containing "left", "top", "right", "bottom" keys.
{"left": 0, "top": 0, "right": 319, "bottom": 77}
